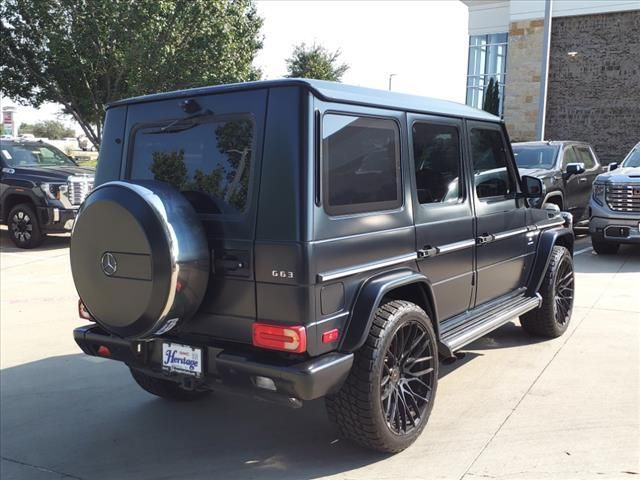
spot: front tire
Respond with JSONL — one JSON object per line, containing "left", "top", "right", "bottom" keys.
{"left": 8, "top": 203, "right": 44, "bottom": 249}
{"left": 130, "top": 368, "right": 210, "bottom": 401}
{"left": 520, "top": 246, "right": 574, "bottom": 338}
{"left": 326, "top": 300, "right": 438, "bottom": 453}
{"left": 591, "top": 237, "right": 619, "bottom": 255}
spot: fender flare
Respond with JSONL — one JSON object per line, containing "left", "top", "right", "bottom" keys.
{"left": 526, "top": 227, "right": 574, "bottom": 296}
{"left": 339, "top": 269, "right": 438, "bottom": 353}
{"left": 542, "top": 191, "right": 564, "bottom": 208}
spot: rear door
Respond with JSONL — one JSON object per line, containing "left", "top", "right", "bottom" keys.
{"left": 467, "top": 121, "right": 528, "bottom": 306}
{"left": 124, "top": 89, "right": 267, "bottom": 342}
{"left": 409, "top": 114, "right": 474, "bottom": 320}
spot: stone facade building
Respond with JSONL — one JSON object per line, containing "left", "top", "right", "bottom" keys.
{"left": 462, "top": 0, "right": 640, "bottom": 164}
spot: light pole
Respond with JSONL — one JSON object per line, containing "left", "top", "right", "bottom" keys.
{"left": 388, "top": 73, "right": 397, "bottom": 91}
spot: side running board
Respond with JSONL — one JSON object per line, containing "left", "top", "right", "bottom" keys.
{"left": 440, "top": 294, "right": 542, "bottom": 356}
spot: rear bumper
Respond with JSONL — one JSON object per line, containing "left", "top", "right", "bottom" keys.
{"left": 74, "top": 325, "right": 353, "bottom": 404}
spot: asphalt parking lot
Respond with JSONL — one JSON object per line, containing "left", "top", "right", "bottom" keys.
{"left": 1, "top": 229, "right": 638, "bottom": 480}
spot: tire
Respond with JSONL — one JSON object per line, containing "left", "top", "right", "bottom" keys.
{"left": 591, "top": 236, "right": 619, "bottom": 255}
{"left": 130, "top": 368, "right": 210, "bottom": 401}
{"left": 520, "top": 246, "right": 574, "bottom": 338}
{"left": 326, "top": 300, "right": 438, "bottom": 453}
{"left": 8, "top": 203, "right": 44, "bottom": 249}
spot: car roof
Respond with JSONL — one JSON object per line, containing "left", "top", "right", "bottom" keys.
{"left": 107, "top": 79, "right": 500, "bottom": 122}
{"left": 512, "top": 140, "right": 592, "bottom": 148}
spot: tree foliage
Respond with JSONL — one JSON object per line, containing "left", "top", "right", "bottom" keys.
{"left": 0, "top": 0, "right": 263, "bottom": 149}
{"left": 19, "top": 120, "right": 75, "bottom": 139}
{"left": 482, "top": 77, "right": 501, "bottom": 116}
{"left": 285, "top": 43, "right": 349, "bottom": 81}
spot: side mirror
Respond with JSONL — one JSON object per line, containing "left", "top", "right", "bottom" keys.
{"left": 608, "top": 162, "right": 618, "bottom": 171}
{"left": 565, "top": 163, "right": 585, "bottom": 176}
{"left": 521, "top": 175, "right": 545, "bottom": 198}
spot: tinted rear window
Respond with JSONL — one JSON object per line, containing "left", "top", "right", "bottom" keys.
{"left": 129, "top": 115, "right": 254, "bottom": 215}
{"left": 322, "top": 114, "right": 401, "bottom": 216}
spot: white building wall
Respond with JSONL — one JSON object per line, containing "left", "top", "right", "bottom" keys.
{"left": 464, "top": 0, "right": 640, "bottom": 33}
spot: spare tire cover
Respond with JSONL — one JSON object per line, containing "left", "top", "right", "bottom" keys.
{"left": 70, "top": 180, "right": 210, "bottom": 339}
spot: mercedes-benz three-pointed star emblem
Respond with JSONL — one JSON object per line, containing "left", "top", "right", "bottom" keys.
{"left": 101, "top": 252, "right": 118, "bottom": 276}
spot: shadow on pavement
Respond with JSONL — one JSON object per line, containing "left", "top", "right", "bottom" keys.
{"left": 574, "top": 243, "right": 640, "bottom": 274}
{"left": 0, "top": 228, "right": 70, "bottom": 253}
{"left": 1, "top": 318, "right": 551, "bottom": 480}
{"left": 1, "top": 354, "right": 388, "bottom": 480}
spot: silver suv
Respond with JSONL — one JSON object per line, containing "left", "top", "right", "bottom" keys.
{"left": 589, "top": 142, "right": 640, "bottom": 254}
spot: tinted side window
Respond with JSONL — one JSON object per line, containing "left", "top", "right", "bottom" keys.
{"left": 130, "top": 116, "right": 254, "bottom": 215}
{"left": 575, "top": 146, "right": 595, "bottom": 168}
{"left": 323, "top": 114, "right": 401, "bottom": 216}
{"left": 412, "top": 123, "right": 462, "bottom": 204}
{"left": 470, "top": 127, "right": 514, "bottom": 199}
{"left": 562, "top": 147, "right": 579, "bottom": 169}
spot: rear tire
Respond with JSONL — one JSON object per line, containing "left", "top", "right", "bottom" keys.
{"left": 326, "top": 300, "right": 438, "bottom": 453}
{"left": 8, "top": 203, "right": 44, "bottom": 249}
{"left": 130, "top": 368, "right": 210, "bottom": 401}
{"left": 591, "top": 237, "right": 619, "bottom": 255}
{"left": 520, "top": 246, "right": 574, "bottom": 338}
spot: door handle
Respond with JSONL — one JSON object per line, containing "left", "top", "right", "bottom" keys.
{"left": 417, "top": 246, "right": 439, "bottom": 258}
{"left": 476, "top": 234, "right": 494, "bottom": 245}
{"left": 578, "top": 177, "right": 588, "bottom": 183}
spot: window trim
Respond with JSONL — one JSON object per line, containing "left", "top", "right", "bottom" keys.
{"left": 126, "top": 112, "right": 257, "bottom": 220}
{"left": 321, "top": 112, "right": 403, "bottom": 217}
{"left": 410, "top": 119, "right": 466, "bottom": 208}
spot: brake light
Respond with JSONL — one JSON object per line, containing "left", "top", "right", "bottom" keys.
{"left": 78, "top": 299, "right": 92, "bottom": 320}
{"left": 252, "top": 323, "right": 307, "bottom": 353}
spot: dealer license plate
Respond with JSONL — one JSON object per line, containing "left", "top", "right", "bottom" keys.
{"left": 162, "top": 342, "right": 202, "bottom": 377}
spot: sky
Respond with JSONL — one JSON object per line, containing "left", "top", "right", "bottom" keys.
{"left": 1, "top": 0, "right": 469, "bottom": 135}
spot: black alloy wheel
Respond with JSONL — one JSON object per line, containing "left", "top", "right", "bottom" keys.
{"left": 326, "top": 300, "right": 438, "bottom": 453}
{"left": 8, "top": 203, "right": 44, "bottom": 249}
{"left": 520, "top": 246, "right": 574, "bottom": 338}
{"left": 381, "top": 320, "right": 435, "bottom": 435}
{"left": 553, "top": 254, "right": 574, "bottom": 327}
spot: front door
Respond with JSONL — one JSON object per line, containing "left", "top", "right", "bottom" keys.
{"left": 467, "top": 122, "right": 528, "bottom": 306}
{"left": 410, "top": 115, "right": 474, "bottom": 321}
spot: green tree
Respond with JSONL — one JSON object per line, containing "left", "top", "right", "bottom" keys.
{"left": 482, "top": 77, "right": 501, "bottom": 116}
{"left": 150, "top": 151, "right": 188, "bottom": 189}
{"left": 1, "top": 0, "right": 263, "bottom": 149}
{"left": 285, "top": 43, "right": 349, "bottom": 81}
{"left": 18, "top": 120, "right": 74, "bottom": 139}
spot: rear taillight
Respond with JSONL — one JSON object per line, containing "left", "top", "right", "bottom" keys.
{"left": 78, "top": 299, "right": 92, "bottom": 320}
{"left": 252, "top": 323, "right": 307, "bottom": 353}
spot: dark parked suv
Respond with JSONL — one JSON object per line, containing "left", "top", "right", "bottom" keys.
{"left": 71, "top": 80, "right": 575, "bottom": 453}
{"left": 0, "top": 140, "right": 94, "bottom": 248}
{"left": 512, "top": 141, "right": 603, "bottom": 226}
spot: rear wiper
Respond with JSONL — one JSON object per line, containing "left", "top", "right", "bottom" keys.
{"left": 145, "top": 109, "right": 214, "bottom": 135}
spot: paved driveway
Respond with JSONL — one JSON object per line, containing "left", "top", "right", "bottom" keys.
{"left": 1, "top": 230, "right": 638, "bottom": 480}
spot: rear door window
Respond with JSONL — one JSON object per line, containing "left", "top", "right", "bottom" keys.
{"left": 129, "top": 115, "right": 254, "bottom": 215}
{"left": 412, "top": 122, "right": 463, "bottom": 204}
{"left": 574, "top": 146, "right": 595, "bottom": 169}
{"left": 322, "top": 114, "right": 401, "bottom": 216}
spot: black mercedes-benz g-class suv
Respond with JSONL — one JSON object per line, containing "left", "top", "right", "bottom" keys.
{"left": 71, "top": 80, "right": 575, "bottom": 453}
{"left": 512, "top": 141, "right": 603, "bottom": 227}
{"left": 0, "top": 140, "right": 94, "bottom": 248}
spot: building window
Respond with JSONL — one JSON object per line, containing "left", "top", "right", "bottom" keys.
{"left": 466, "top": 33, "right": 508, "bottom": 117}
